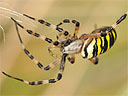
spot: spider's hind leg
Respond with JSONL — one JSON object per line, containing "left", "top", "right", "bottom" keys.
{"left": 88, "top": 57, "right": 99, "bottom": 65}
{"left": 67, "top": 55, "right": 75, "bottom": 64}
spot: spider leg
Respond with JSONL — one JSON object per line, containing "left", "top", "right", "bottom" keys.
{"left": 87, "top": 11, "right": 128, "bottom": 39}
{"left": 23, "top": 14, "right": 70, "bottom": 38}
{"left": 44, "top": 57, "right": 61, "bottom": 70}
{"left": 2, "top": 54, "right": 68, "bottom": 85}
{"left": 67, "top": 55, "right": 75, "bottom": 64}
{"left": 48, "top": 45, "right": 60, "bottom": 58}
{"left": 14, "top": 22, "right": 60, "bottom": 70}
{"left": 11, "top": 17, "right": 60, "bottom": 46}
{"left": 11, "top": 17, "right": 51, "bottom": 42}
{"left": 88, "top": 57, "right": 99, "bottom": 64}
{"left": 105, "top": 11, "right": 128, "bottom": 33}
{"left": 80, "top": 32, "right": 107, "bottom": 40}
{"left": 57, "top": 19, "right": 80, "bottom": 38}
{"left": 81, "top": 11, "right": 128, "bottom": 41}
{"left": 112, "top": 11, "right": 128, "bottom": 28}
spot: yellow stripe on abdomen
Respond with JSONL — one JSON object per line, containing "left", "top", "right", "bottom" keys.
{"left": 97, "top": 38, "right": 102, "bottom": 55}
{"left": 112, "top": 30, "right": 117, "bottom": 41}
{"left": 106, "top": 34, "right": 110, "bottom": 50}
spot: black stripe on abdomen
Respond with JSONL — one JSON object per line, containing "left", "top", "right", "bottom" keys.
{"left": 110, "top": 28, "right": 117, "bottom": 48}
{"left": 109, "top": 31, "right": 114, "bottom": 48}
{"left": 83, "top": 48, "right": 88, "bottom": 58}
{"left": 100, "top": 37, "right": 103, "bottom": 54}
{"left": 93, "top": 38, "right": 98, "bottom": 57}
{"left": 103, "top": 36, "right": 108, "bottom": 53}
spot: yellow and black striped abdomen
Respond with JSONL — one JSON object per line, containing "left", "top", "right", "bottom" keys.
{"left": 81, "top": 26, "right": 117, "bottom": 58}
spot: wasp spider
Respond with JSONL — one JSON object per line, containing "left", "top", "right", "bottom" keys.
{"left": 2, "top": 11, "right": 128, "bottom": 85}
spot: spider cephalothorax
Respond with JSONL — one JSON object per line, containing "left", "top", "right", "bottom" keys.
{"left": 60, "top": 39, "right": 82, "bottom": 55}
{"left": 2, "top": 11, "right": 128, "bottom": 85}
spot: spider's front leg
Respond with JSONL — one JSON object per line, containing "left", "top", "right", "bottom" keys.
{"left": 11, "top": 17, "right": 60, "bottom": 45}
{"left": 22, "top": 14, "right": 71, "bottom": 39}
{"left": 13, "top": 18, "right": 60, "bottom": 70}
{"left": 2, "top": 54, "right": 68, "bottom": 85}
{"left": 48, "top": 45, "right": 60, "bottom": 58}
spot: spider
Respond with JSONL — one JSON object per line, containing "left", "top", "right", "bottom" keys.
{"left": 2, "top": 11, "right": 128, "bottom": 85}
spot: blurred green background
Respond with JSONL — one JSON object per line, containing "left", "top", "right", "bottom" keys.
{"left": 0, "top": 0, "right": 128, "bottom": 96}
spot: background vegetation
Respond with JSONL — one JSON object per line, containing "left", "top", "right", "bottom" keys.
{"left": 0, "top": 0, "right": 127, "bottom": 96}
